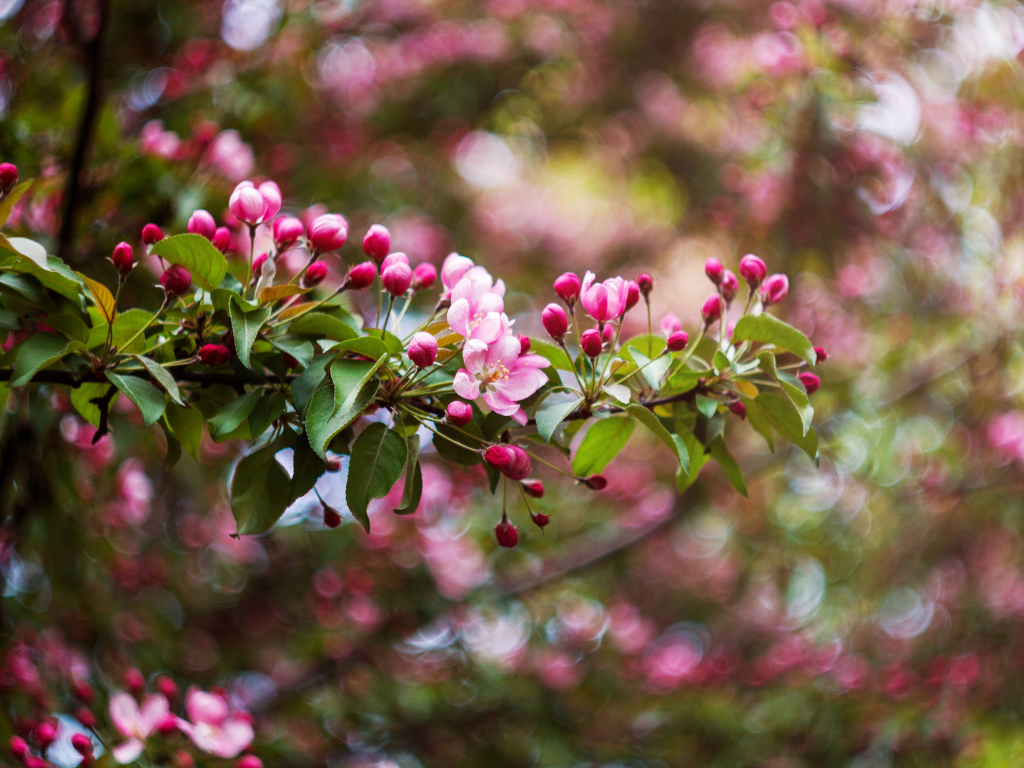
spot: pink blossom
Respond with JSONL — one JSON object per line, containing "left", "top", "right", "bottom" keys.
{"left": 109, "top": 692, "right": 169, "bottom": 763}
{"left": 139, "top": 120, "right": 180, "bottom": 159}
{"left": 175, "top": 689, "right": 253, "bottom": 759}
{"left": 447, "top": 270, "right": 508, "bottom": 344}
{"left": 453, "top": 335, "right": 549, "bottom": 425}
{"left": 229, "top": 180, "right": 281, "bottom": 225}
{"left": 580, "top": 271, "right": 628, "bottom": 322}
{"left": 205, "top": 130, "right": 255, "bottom": 182}
{"left": 440, "top": 252, "right": 477, "bottom": 294}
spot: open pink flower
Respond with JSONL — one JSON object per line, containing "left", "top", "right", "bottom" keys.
{"left": 447, "top": 270, "right": 508, "bottom": 344}
{"left": 175, "top": 688, "right": 253, "bottom": 759}
{"left": 580, "top": 271, "right": 629, "bottom": 322}
{"left": 109, "top": 691, "right": 169, "bottom": 764}
{"left": 453, "top": 335, "right": 549, "bottom": 425}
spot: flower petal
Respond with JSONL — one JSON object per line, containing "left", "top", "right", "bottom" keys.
{"left": 138, "top": 695, "right": 170, "bottom": 736}
{"left": 109, "top": 691, "right": 141, "bottom": 737}
{"left": 112, "top": 740, "right": 145, "bottom": 764}
{"left": 483, "top": 390, "right": 520, "bottom": 417}
{"left": 446, "top": 298, "right": 471, "bottom": 338}
{"left": 453, "top": 370, "right": 481, "bottom": 400}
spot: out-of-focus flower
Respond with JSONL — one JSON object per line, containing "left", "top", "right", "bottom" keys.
{"left": 109, "top": 692, "right": 169, "bottom": 763}
{"left": 175, "top": 689, "right": 253, "bottom": 759}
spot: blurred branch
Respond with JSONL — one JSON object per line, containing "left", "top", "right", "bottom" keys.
{"left": 57, "top": 0, "right": 111, "bottom": 263}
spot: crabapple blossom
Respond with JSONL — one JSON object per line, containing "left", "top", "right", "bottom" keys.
{"left": 542, "top": 303, "right": 568, "bottom": 339}
{"left": 739, "top": 254, "right": 767, "bottom": 286}
{"left": 701, "top": 294, "right": 722, "bottom": 324}
{"left": 408, "top": 333, "right": 438, "bottom": 368}
{"left": 346, "top": 261, "right": 376, "bottom": 289}
{"left": 580, "top": 329, "right": 602, "bottom": 358}
{"left": 272, "top": 216, "right": 304, "bottom": 248}
{"left": 186, "top": 210, "right": 216, "bottom": 240}
{"left": 761, "top": 274, "right": 789, "bottom": 305}
{"left": 141, "top": 223, "right": 163, "bottom": 245}
{"left": 447, "top": 268, "right": 507, "bottom": 343}
{"left": 667, "top": 331, "right": 689, "bottom": 351}
{"left": 580, "top": 271, "right": 629, "bottom": 322}
{"left": 174, "top": 689, "right": 253, "bottom": 759}
{"left": 160, "top": 265, "right": 192, "bottom": 297}
{"left": 362, "top": 224, "right": 391, "bottom": 263}
{"left": 212, "top": 227, "right": 231, "bottom": 252}
{"left": 111, "top": 242, "right": 134, "bottom": 276}
{"left": 453, "top": 335, "right": 550, "bottom": 425}
{"left": 705, "top": 257, "right": 724, "bottom": 284}
{"left": 308, "top": 214, "right": 348, "bottom": 252}
{"left": 109, "top": 691, "right": 169, "bottom": 763}
{"left": 440, "top": 252, "right": 476, "bottom": 294}
{"left": 303, "top": 261, "right": 328, "bottom": 287}
{"left": 228, "top": 180, "right": 281, "bottom": 225}
{"left": 446, "top": 401, "right": 473, "bottom": 426}
{"left": 554, "top": 272, "right": 581, "bottom": 305}
{"left": 412, "top": 262, "right": 437, "bottom": 289}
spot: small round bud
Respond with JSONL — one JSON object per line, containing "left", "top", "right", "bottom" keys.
{"left": 322, "top": 504, "right": 342, "bottom": 528}
{"left": 309, "top": 213, "right": 348, "bottom": 252}
{"left": 26, "top": 756, "right": 47, "bottom": 768}
{"left": 530, "top": 510, "right": 550, "bottom": 530}
{"left": 0, "top": 162, "right": 18, "bottom": 193}
{"left": 74, "top": 707, "right": 96, "bottom": 729}
{"left": 155, "top": 675, "right": 178, "bottom": 701}
{"left": 739, "top": 254, "right": 767, "bottom": 287}
{"left": 517, "top": 334, "right": 531, "bottom": 354}
{"left": 797, "top": 371, "right": 820, "bottom": 394}
{"left": 721, "top": 270, "right": 738, "bottom": 302}
{"left": 34, "top": 722, "right": 57, "bottom": 750}
{"left": 198, "top": 344, "right": 230, "bottom": 367}
{"left": 325, "top": 457, "right": 341, "bottom": 472}
{"left": 362, "top": 224, "right": 391, "bottom": 263}
{"left": 187, "top": 209, "right": 216, "bottom": 240}
{"left": 346, "top": 261, "right": 377, "bottom": 290}
{"left": 124, "top": 668, "right": 145, "bottom": 694}
{"left": 282, "top": 354, "right": 299, "bottom": 369}
{"left": 382, "top": 262, "right": 413, "bottom": 296}
{"left": 73, "top": 682, "right": 95, "bottom": 703}
{"left": 446, "top": 401, "right": 473, "bottom": 426}
{"left": 580, "top": 328, "right": 602, "bottom": 359}
{"left": 494, "top": 518, "right": 519, "bottom": 548}
{"left": 553, "top": 272, "right": 581, "bottom": 305}
{"left": 583, "top": 474, "right": 607, "bottom": 490}
{"left": 705, "top": 257, "right": 724, "bottom": 284}
{"left": 272, "top": 216, "right": 304, "bottom": 249}
{"left": 212, "top": 227, "right": 232, "bottom": 253}
{"left": 408, "top": 332, "right": 438, "bottom": 369}
{"left": 10, "top": 736, "right": 29, "bottom": 760}
{"left": 660, "top": 313, "right": 682, "bottom": 335}
{"left": 814, "top": 346, "right": 828, "bottom": 363}
{"left": 160, "top": 265, "right": 192, "bottom": 297}
{"left": 71, "top": 734, "right": 93, "bottom": 758}
{"left": 624, "top": 280, "right": 641, "bottom": 312}
{"left": 542, "top": 303, "right": 568, "bottom": 339}
{"left": 761, "top": 274, "right": 789, "bottom": 305}
{"left": 141, "top": 223, "right": 164, "bottom": 245}
{"left": 701, "top": 294, "right": 722, "bottom": 325}
{"left": 729, "top": 401, "right": 747, "bottom": 419}
{"left": 411, "top": 262, "right": 436, "bottom": 290}
{"left": 636, "top": 272, "right": 654, "bottom": 296}
{"left": 229, "top": 180, "right": 281, "bottom": 225}
{"left": 522, "top": 480, "right": 544, "bottom": 498}
{"left": 667, "top": 330, "right": 689, "bottom": 352}
{"left": 303, "top": 261, "right": 328, "bottom": 288}
{"left": 157, "top": 714, "right": 178, "bottom": 736}
{"left": 236, "top": 756, "right": 263, "bottom": 768}
{"left": 111, "top": 241, "right": 135, "bottom": 276}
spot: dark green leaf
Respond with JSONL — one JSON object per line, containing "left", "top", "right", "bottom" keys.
{"left": 710, "top": 437, "right": 747, "bottom": 496}
{"left": 395, "top": 434, "right": 422, "bottom": 515}
{"left": 306, "top": 378, "right": 379, "bottom": 458}
{"left": 696, "top": 394, "right": 719, "bottom": 420}
{"left": 208, "top": 388, "right": 263, "bottom": 438}
{"left": 249, "top": 392, "right": 286, "bottom": 438}
{"left": 778, "top": 371, "right": 814, "bottom": 435}
{"left": 626, "top": 404, "right": 689, "bottom": 474}
{"left": 71, "top": 383, "right": 117, "bottom": 427}
{"left": 742, "top": 395, "right": 775, "bottom": 451}
{"left": 335, "top": 336, "right": 390, "bottom": 361}
{"left": 10, "top": 333, "right": 71, "bottom": 387}
{"left": 288, "top": 312, "right": 360, "bottom": 341}
{"left": 433, "top": 423, "right": 484, "bottom": 465}
{"left": 271, "top": 337, "right": 314, "bottom": 369}
{"left": 753, "top": 392, "right": 818, "bottom": 463}
{"left": 231, "top": 444, "right": 291, "bottom": 535}
{"left": 345, "top": 422, "right": 408, "bottom": 532}
{"left": 536, "top": 397, "right": 582, "bottom": 443}
{"left": 133, "top": 355, "right": 184, "bottom": 405}
{"left": 229, "top": 297, "right": 272, "bottom": 370}
{"left": 529, "top": 339, "right": 574, "bottom": 370}
{"left": 572, "top": 416, "right": 635, "bottom": 476}
{"left": 41, "top": 313, "right": 89, "bottom": 343}
{"left": 676, "top": 432, "right": 711, "bottom": 492}
{"left": 331, "top": 356, "right": 386, "bottom": 416}
{"left": 291, "top": 355, "right": 331, "bottom": 415}
{"left": 289, "top": 434, "right": 326, "bottom": 504}
{"left": 164, "top": 402, "right": 204, "bottom": 461}
{"left": 105, "top": 372, "right": 166, "bottom": 426}
{"left": 733, "top": 313, "right": 816, "bottom": 366}
{"left": 151, "top": 233, "right": 227, "bottom": 291}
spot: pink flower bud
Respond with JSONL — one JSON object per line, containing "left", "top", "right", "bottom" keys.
{"left": 721, "top": 270, "right": 738, "bottom": 302}
{"left": 212, "top": 226, "right": 232, "bottom": 253}
{"left": 412, "top": 262, "right": 436, "bottom": 290}
{"left": 160, "top": 265, "right": 192, "bottom": 297}
{"left": 229, "top": 180, "right": 281, "bottom": 224}
{"left": 71, "top": 734, "right": 93, "bottom": 758}
{"left": 580, "top": 328, "right": 602, "bottom": 358}
{"left": 74, "top": 682, "right": 95, "bottom": 703}
{"left": 484, "top": 444, "right": 512, "bottom": 470}
{"left": 381, "top": 252, "right": 409, "bottom": 271}
{"left": 187, "top": 209, "right": 216, "bottom": 240}
{"left": 530, "top": 510, "right": 550, "bottom": 530}
{"left": 814, "top": 346, "right": 827, "bottom": 363}
{"left": 446, "top": 401, "right": 473, "bottom": 426}
{"left": 624, "top": 280, "right": 641, "bottom": 312}
{"left": 636, "top": 272, "right": 654, "bottom": 296}
{"left": 701, "top": 294, "right": 722, "bottom": 325}
{"left": 10, "top": 736, "right": 29, "bottom": 760}
{"left": 494, "top": 518, "right": 519, "bottom": 548}
{"left": 198, "top": 344, "right": 230, "bottom": 367}
{"left": 75, "top": 707, "right": 96, "bottom": 729}
{"left": 501, "top": 445, "right": 531, "bottom": 480}
{"left": 583, "top": 474, "right": 607, "bottom": 490}
{"left": 111, "top": 241, "right": 134, "bottom": 276}
{"left": 729, "top": 401, "right": 747, "bottom": 419}
{"left": 124, "top": 668, "right": 145, "bottom": 693}
{"left": 346, "top": 261, "right": 376, "bottom": 290}
{"left": 739, "top": 254, "right": 767, "bottom": 286}
{"left": 0, "top": 162, "right": 18, "bottom": 192}
{"left": 518, "top": 334, "right": 531, "bottom": 354}
{"left": 554, "top": 272, "right": 581, "bottom": 304}
{"left": 34, "top": 722, "right": 56, "bottom": 750}
{"left": 542, "top": 303, "right": 568, "bottom": 339}
{"left": 761, "top": 274, "right": 789, "bottom": 305}
{"left": 157, "top": 714, "right": 178, "bottom": 736}
{"left": 667, "top": 330, "right": 689, "bottom": 351}
{"left": 660, "top": 313, "right": 682, "bottom": 335}
{"left": 156, "top": 675, "right": 178, "bottom": 701}
{"left": 705, "top": 257, "right": 724, "bottom": 284}
{"left": 309, "top": 213, "right": 348, "bottom": 252}
{"left": 272, "top": 216, "right": 304, "bottom": 249}
{"left": 522, "top": 480, "right": 544, "bottom": 498}
{"left": 141, "top": 223, "right": 164, "bottom": 245}
{"left": 252, "top": 253, "right": 269, "bottom": 277}
{"left": 26, "top": 756, "right": 47, "bottom": 768}
{"left": 322, "top": 504, "right": 342, "bottom": 529}
{"left": 303, "top": 261, "right": 328, "bottom": 287}
{"left": 362, "top": 224, "right": 391, "bottom": 263}
{"left": 236, "top": 757, "right": 263, "bottom": 768}
{"left": 382, "top": 262, "right": 413, "bottom": 296}
{"left": 408, "top": 332, "right": 438, "bottom": 368}
{"left": 798, "top": 371, "right": 820, "bottom": 394}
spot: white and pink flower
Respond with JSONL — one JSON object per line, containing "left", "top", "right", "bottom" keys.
{"left": 175, "top": 688, "right": 254, "bottom": 759}
{"left": 109, "top": 691, "right": 169, "bottom": 764}
{"left": 453, "top": 335, "right": 549, "bottom": 425}
{"left": 447, "top": 270, "right": 508, "bottom": 344}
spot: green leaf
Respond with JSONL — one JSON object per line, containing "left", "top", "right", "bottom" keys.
{"left": 433, "top": 423, "right": 485, "bottom": 465}
{"left": 709, "top": 437, "right": 747, "bottom": 497}
{"left": 42, "top": 313, "right": 89, "bottom": 343}
{"left": 71, "top": 383, "right": 117, "bottom": 427}
{"left": 105, "top": 372, "right": 166, "bottom": 426}
{"left": 758, "top": 350, "right": 778, "bottom": 378}
{"left": 732, "top": 313, "right": 816, "bottom": 366}
{"left": 88, "top": 309, "right": 155, "bottom": 353}
{"left": 536, "top": 397, "right": 582, "bottom": 443}
{"left": 0, "top": 382, "right": 7, "bottom": 415}
{"left": 231, "top": 444, "right": 291, "bottom": 535}
{"left": 151, "top": 233, "right": 227, "bottom": 291}
{"left": 603, "top": 383, "right": 631, "bottom": 404}
{"left": 133, "top": 356, "right": 184, "bottom": 405}
{"left": 289, "top": 436, "right": 326, "bottom": 504}
{"left": 778, "top": 371, "right": 814, "bottom": 435}
{"left": 158, "top": 418, "right": 182, "bottom": 469}
{"left": 572, "top": 416, "right": 635, "bottom": 476}
{"left": 249, "top": 392, "right": 287, "bottom": 438}
{"left": 713, "top": 350, "right": 733, "bottom": 373}
{"left": 229, "top": 297, "right": 272, "bottom": 370}
{"left": 0, "top": 179, "right": 33, "bottom": 227}
{"left": 676, "top": 432, "right": 711, "bottom": 492}
{"left": 395, "top": 434, "right": 422, "bottom": 515}
{"left": 664, "top": 367, "right": 704, "bottom": 394}
{"left": 629, "top": 346, "right": 670, "bottom": 391}
{"left": 0, "top": 251, "right": 83, "bottom": 302}
{"left": 0, "top": 271, "right": 44, "bottom": 303}
{"left": 330, "top": 356, "right": 386, "bottom": 416}
{"left": 288, "top": 312, "right": 360, "bottom": 341}
{"left": 345, "top": 422, "right": 408, "bottom": 532}
{"left": 624, "top": 334, "right": 667, "bottom": 360}
{"left": 752, "top": 392, "right": 818, "bottom": 463}
{"left": 529, "top": 339, "right": 574, "bottom": 371}
{"left": 306, "top": 378, "right": 379, "bottom": 458}
{"left": 79, "top": 274, "right": 116, "bottom": 326}
{"left": 291, "top": 355, "right": 331, "bottom": 416}
{"left": 742, "top": 395, "right": 775, "bottom": 451}
{"left": 626, "top": 404, "right": 689, "bottom": 474}
{"left": 0, "top": 235, "right": 50, "bottom": 272}
{"left": 208, "top": 388, "right": 263, "bottom": 438}
{"left": 335, "top": 336, "right": 390, "bottom": 362}
{"left": 696, "top": 394, "right": 719, "bottom": 420}
{"left": 271, "top": 338, "right": 314, "bottom": 369}
{"left": 164, "top": 402, "right": 204, "bottom": 461}
{"left": 10, "top": 333, "right": 71, "bottom": 386}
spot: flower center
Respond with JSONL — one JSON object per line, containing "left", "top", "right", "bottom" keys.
{"left": 468, "top": 310, "right": 486, "bottom": 330}
{"left": 480, "top": 362, "right": 510, "bottom": 387}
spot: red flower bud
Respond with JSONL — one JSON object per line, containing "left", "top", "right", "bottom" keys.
{"left": 111, "top": 241, "right": 134, "bottom": 276}
{"left": 814, "top": 346, "right": 827, "bottom": 363}
{"left": 160, "top": 265, "right": 192, "bottom": 297}
{"left": 309, "top": 213, "right": 348, "bottom": 252}
{"left": 522, "top": 480, "right": 544, "bottom": 498}
{"left": 530, "top": 510, "right": 550, "bottom": 530}
{"left": 236, "top": 756, "right": 263, "bottom": 768}
{"left": 729, "top": 401, "right": 747, "bottom": 419}
{"left": 583, "top": 474, "right": 607, "bottom": 490}
{"left": 141, "top": 223, "right": 164, "bottom": 245}
{"left": 446, "top": 401, "right": 473, "bottom": 426}
{"left": 75, "top": 707, "right": 96, "bottom": 729}
{"left": 382, "top": 262, "right": 413, "bottom": 296}
{"left": 282, "top": 354, "right": 299, "bottom": 369}
{"left": 303, "top": 261, "right": 328, "bottom": 287}
{"left": 325, "top": 457, "right": 342, "bottom": 472}
{"left": 362, "top": 224, "right": 391, "bottom": 263}
{"left": 34, "top": 722, "right": 56, "bottom": 750}
{"left": 553, "top": 272, "right": 581, "bottom": 305}
{"left": 739, "top": 254, "right": 767, "bottom": 286}
{"left": 71, "top": 733, "right": 93, "bottom": 758}
{"left": 345, "top": 261, "right": 376, "bottom": 290}
{"left": 580, "top": 328, "right": 602, "bottom": 358}
{"left": 272, "top": 216, "right": 304, "bottom": 249}
{"left": 721, "top": 270, "right": 738, "bottom": 302}
{"left": 0, "top": 162, "right": 18, "bottom": 193}
{"left": 73, "top": 682, "right": 95, "bottom": 703}
{"left": 322, "top": 504, "right": 342, "bottom": 528}
{"left": 25, "top": 757, "right": 46, "bottom": 768}
{"left": 798, "top": 371, "right": 820, "bottom": 394}
{"left": 636, "top": 272, "right": 654, "bottom": 296}
{"left": 667, "top": 330, "right": 689, "bottom": 352}
{"left": 701, "top": 294, "right": 722, "bottom": 325}
{"left": 124, "top": 668, "right": 145, "bottom": 693}
{"left": 408, "top": 332, "right": 438, "bottom": 368}
{"left": 761, "top": 274, "right": 789, "bottom": 305}
{"left": 155, "top": 675, "right": 178, "bottom": 701}
{"left": 494, "top": 518, "right": 519, "bottom": 548}
{"left": 10, "top": 736, "right": 29, "bottom": 760}
{"left": 624, "top": 280, "right": 641, "bottom": 312}
{"left": 212, "top": 226, "right": 232, "bottom": 253}
{"left": 412, "top": 262, "right": 436, "bottom": 290}
{"left": 542, "top": 303, "right": 568, "bottom": 339}
{"left": 705, "top": 257, "right": 724, "bottom": 284}
{"left": 198, "top": 344, "right": 230, "bottom": 367}
{"left": 518, "top": 334, "right": 531, "bottom": 354}
{"left": 187, "top": 209, "right": 216, "bottom": 240}
{"left": 157, "top": 714, "right": 178, "bottom": 736}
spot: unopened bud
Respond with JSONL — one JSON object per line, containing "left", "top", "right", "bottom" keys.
{"left": 530, "top": 510, "right": 550, "bottom": 530}
{"left": 111, "top": 241, "right": 134, "bottom": 276}
{"left": 124, "top": 668, "right": 145, "bottom": 694}
{"left": 408, "top": 332, "right": 438, "bottom": 369}
{"left": 580, "top": 329, "right": 602, "bottom": 358}
{"left": 814, "top": 346, "right": 827, "bottom": 363}
{"left": 721, "top": 270, "right": 738, "bottom": 302}
{"left": 705, "top": 257, "right": 724, "bottom": 284}
{"left": 518, "top": 334, "right": 531, "bottom": 354}
{"left": 198, "top": 344, "right": 230, "bottom": 367}
{"left": 155, "top": 675, "right": 178, "bottom": 701}
{"left": 701, "top": 294, "right": 722, "bottom": 325}
{"left": 636, "top": 272, "right": 654, "bottom": 297}
{"left": 542, "top": 303, "right": 568, "bottom": 340}
{"left": 346, "top": 261, "right": 376, "bottom": 290}
{"left": 583, "top": 474, "right": 607, "bottom": 490}
{"left": 624, "top": 281, "right": 641, "bottom": 312}
{"left": 553, "top": 272, "right": 581, "bottom": 305}
{"left": 187, "top": 209, "right": 216, "bottom": 240}
{"left": 322, "top": 504, "right": 342, "bottom": 528}
{"left": 382, "top": 262, "right": 413, "bottom": 296}
{"left": 667, "top": 330, "right": 689, "bottom": 352}
{"left": 729, "top": 401, "right": 747, "bottom": 419}
{"left": 446, "top": 401, "right": 473, "bottom": 426}
{"left": 141, "top": 223, "right": 164, "bottom": 245}
{"left": 212, "top": 226, "right": 232, "bottom": 253}
{"left": 160, "top": 265, "right": 192, "bottom": 297}
{"left": 0, "top": 162, "right": 18, "bottom": 193}
{"left": 412, "top": 262, "right": 436, "bottom": 290}
{"left": 303, "top": 261, "right": 328, "bottom": 288}
{"left": 761, "top": 274, "right": 789, "bottom": 305}
{"left": 236, "top": 757, "right": 263, "bottom": 768}
{"left": 362, "top": 224, "right": 391, "bottom": 263}
{"left": 797, "top": 371, "right": 820, "bottom": 394}
{"left": 522, "top": 480, "right": 544, "bottom": 498}
{"left": 309, "top": 213, "right": 348, "bottom": 252}
{"left": 738, "top": 254, "right": 767, "bottom": 287}
{"left": 494, "top": 518, "right": 519, "bottom": 548}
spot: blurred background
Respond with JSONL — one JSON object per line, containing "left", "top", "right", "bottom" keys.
{"left": 4, "top": 0, "right": 1024, "bottom": 765}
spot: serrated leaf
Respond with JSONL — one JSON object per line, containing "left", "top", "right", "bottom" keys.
{"left": 696, "top": 394, "right": 719, "bottom": 420}
{"left": 710, "top": 437, "right": 747, "bottom": 496}
{"left": 260, "top": 284, "right": 308, "bottom": 304}
{"left": 292, "top": 355, "right": 331, "bottom": 416}
{"left": 208, "top": 388, "right": 263, "bottom": 438}
{"left": 1, "top": 236, "right": 49, "bottom": 272}
{"left": 270, "top": 337, "right": 314, "bottom": 369}
{"left": 229, "top": 296, "right": 272, "bottom": 369}
{"left": 306, "top": 378, "right": 379, "bottom": 458}
{"left": 345, "top": 422, "right": 408, "bottom": 532}
{"left": 10, "top": 333, "right": 71, "bottom": 386}
{"left": 151, "top": 233, "right": 227, "bottom": 291}
{"left": 164, "top": 402, "right": 204, "bottom": 461}
{"left": 80, "top": 274, "right": 116, "bottom": 325}
{"left": 331, "top": 355, "right": 385, "bottom": 417}
{"left": 536, "top": 397, "right": 581, "bottom": 443}
{"left": 395, "top": 433, "right": 422, "bottom": 515}
{"left": 603, "top": 383, "right": 631, "bottom": 404}
{"left": 105, "top": 372, "right": 166, "bottom": 426}
{"left": 626, "top": 403, "right": 689, "bottom": 473}
{"left": 289, "top": 435, "right": 326, "bottom": 504}
{"left": 572, "top": 416, "right": 635, "bottom": 476}
{"left": 733, "top": 313, "right": 815, "bottom": 366}
{"left": 249, "top": 392, "right": 286, "bottom": 438}
{"left": 335, "top": 336, "right": 390, "bottom": 361}
{"left": 231, "top": 444, "right": 291, "bottom": 535}
{"left": 133, "top": 355, "right": 184, "bottom": 405}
